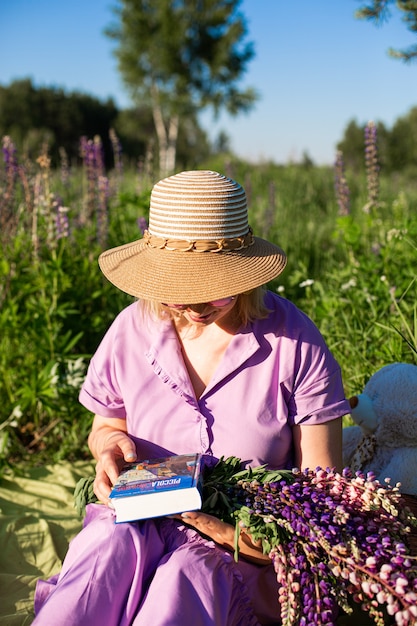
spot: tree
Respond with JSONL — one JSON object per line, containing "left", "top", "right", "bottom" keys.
{"left": 337, "top": 119, "right": 368, "bottom": 171}
{"left": 0, "top": 79, "right": 119, "bottom": 166}
{"left": 387, "top": 106, "right": 417, "bottom": 170}
{"left": 105, "top": 0, "right": 258, "bottom": 176}
{"left": 355, "top": 1, "right": 417, "bottom": 62}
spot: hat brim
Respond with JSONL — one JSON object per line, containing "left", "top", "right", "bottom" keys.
{"left": 99, "top": 237, "right": 287, "bottom": 302}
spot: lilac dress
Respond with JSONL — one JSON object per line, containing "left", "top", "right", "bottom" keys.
{"left": 33, "top": 292, "right": 350, "bottom": 626}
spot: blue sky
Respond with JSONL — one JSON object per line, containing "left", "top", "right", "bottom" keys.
{"left": 1, "top": 0, "right": 415, "bottom": 164}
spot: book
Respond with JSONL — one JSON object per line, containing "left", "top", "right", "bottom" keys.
{"left": 109, "top": 453, "right": 203, "bottom": 523}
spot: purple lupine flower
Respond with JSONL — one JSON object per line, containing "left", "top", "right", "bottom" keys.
{"left": 94, "top": 135, "right": 105, "bottom": 179}
{"left": 80, "top": 137, "right": 96, "bottom": 183}
{"left": 237, "top": 468, "right": 417, "bottom": 624}
{"left": 334, "top": 150, "right": 350, "bottom": 216}
{"left": 2, "top": 135, "right": 18, "bottom": 176}
{"left": 79, "top": 136, "right": 88, "bottom": 161}
{"left": 80, "top": 137, "right": 99, "bottom": 222}
{"left": 56, "top": 204, "right": 70, "bottom": 240}
{"left": 364, "top": 121, "right": 379, "bottom": 212}
{"left": 202, "top": 460, "right": 417, "bottom": 626}
{"left": 96, "top": 175, "right": 109, "bottom": 247}
{"left": 1, "top": 136, "right": 19, "bottom": 230}
{"left": 137, "top": 216, "right": 148, "bottom": 236}
{"left": 109, "top": 128, "right": 123, "bottom": 179}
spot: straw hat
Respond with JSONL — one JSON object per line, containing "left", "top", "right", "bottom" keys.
{"left": 99, "top": 170, "right": 287, "bottom": 303}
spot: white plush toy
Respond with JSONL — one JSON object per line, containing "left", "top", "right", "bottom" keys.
{"left": 343, "top": 362, "right": 417, "bottom": 496}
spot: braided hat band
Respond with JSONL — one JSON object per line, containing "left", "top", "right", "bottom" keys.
{"left": 142, "top": 227, "right": 254, "bottom": 252}
{"left": 99, "top": 170, "right": 287, "bottom": 303}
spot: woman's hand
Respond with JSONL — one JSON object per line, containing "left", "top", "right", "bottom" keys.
{"left": 176, "top": 510, "right": 271, "bottom": 565}
{"left": 88, "top": 414, "right": 137, "bottom": 503}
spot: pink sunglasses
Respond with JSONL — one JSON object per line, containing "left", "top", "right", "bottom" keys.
{"left": 163, "top": 296, "right": 235, "bottom": 311}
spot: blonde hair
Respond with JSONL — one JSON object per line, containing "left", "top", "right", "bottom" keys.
{"left": 138, "top": 286, "right": 270, "bottom": 327}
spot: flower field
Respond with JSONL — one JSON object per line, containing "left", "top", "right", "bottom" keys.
{"left": 1, "top": 128, "right": 417, "bottom": 473}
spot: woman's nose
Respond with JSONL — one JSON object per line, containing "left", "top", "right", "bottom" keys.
{"left": 187, "top": 303, "right": 209, "bottom": 313}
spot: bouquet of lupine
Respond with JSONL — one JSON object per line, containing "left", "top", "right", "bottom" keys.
{"left": 200, "top": 457, "right": 417, "bottom": 626}
{"left": 74, "top": 457, "right": 417, "bottom": 626}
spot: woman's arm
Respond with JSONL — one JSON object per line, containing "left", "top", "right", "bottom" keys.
{"left": 292, "top": 418, "right": 343, "bottom": 472}
{"left": 88, "top": 414, "right": 137, "bottom": 502}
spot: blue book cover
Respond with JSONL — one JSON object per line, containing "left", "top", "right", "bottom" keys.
{"left": 109, "top": 453, "right": 202, "bottom": 522}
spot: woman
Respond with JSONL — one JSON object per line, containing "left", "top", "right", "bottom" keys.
{"left": 33, "top": 170, "right": 350, "bottom": 626}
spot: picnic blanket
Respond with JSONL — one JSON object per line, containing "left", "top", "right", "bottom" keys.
{"left": 0, "top": 461, "right": 95, "bottom": 625}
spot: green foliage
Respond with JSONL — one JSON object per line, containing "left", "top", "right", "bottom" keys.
{"left": 106, "top": 0, "right": 256, "bottom": 112}
{"left": 0, "top": 79, "right": 212, "bottom": 175}
{"left": 337, "top": 111, "right": 417, "bottom": 176}
{"left": 105, "top": 0, "right": 258, "bottom": 174}
{"left": 0, "top": 143, "right": 140, "bottom": 474}
{"left": 1, "top": 128, "right": 417, "bottom": 475}
{"left": 356, "top": 0, "right": 417, "bottom": 62}
{"left": 0, "top": 79, "right": 119, "bottom": 166}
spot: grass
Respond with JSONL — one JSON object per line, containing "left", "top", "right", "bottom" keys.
{"left": 1, "top": 131, "right": 416, "bottom": 473}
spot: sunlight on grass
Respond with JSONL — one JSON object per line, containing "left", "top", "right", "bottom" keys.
{"left": 1, "top": 129, "right": 416, "bottom": 471}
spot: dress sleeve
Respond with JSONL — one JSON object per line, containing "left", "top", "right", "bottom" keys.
{"left": 289, "top": 364, "right": 350, "bottom": 425}
{"left": 284, "top": 316, "right": 350, "bottom": 426}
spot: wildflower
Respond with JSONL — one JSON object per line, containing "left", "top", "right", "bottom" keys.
{"left": 80, "top": 135, "right": 110, "bottom": 236}
{"left": 201, "top": 459, "right": 417, "bottom": 626}
{"left": 341, "top": 278, "right": 357, "bottom": 291}
{"left": 80, "top": 137, "right": 98, "bottom": 222}
{"left": 94, "top": 136, "right": 105, "bottom": 178}
{"left": 64, "top": 357, "right": 86, "bottom": 388}
{"left": 137, "top": 216, "right": 148, "bottom": 235}
{"left": 8, "top": 405, "right": 23, "bottom": 427}
{"left": 1, "top": 135, "right": 19, "bottom": 230}
{"left": 364, "top": 121, "right": 379, "bottom": 212}
{"left": 97, "top": 175, "right": 110, "bottom": 247}
{"left": 56, "top": 205, "right": 70, "bottom": 240}
{"left": 387, "top": 228, "right": 405, "bottom": 242}
{"left": 334, "top": 150, "right": 350, "bottom": 216}
{"left": 109, "top": 128, "right": 123, "bottom": 180}
{"left": 299, "top": 279, "right": 314, "bottom": 288}
{"left": 36, "top": 154, "right": 51, "bottom": 170}
{"left": 2, "top": 135, "right": 18, "bottom": 176}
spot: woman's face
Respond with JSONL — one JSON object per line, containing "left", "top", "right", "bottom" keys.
{"left": 165, "top": 297, "right": 238, "bottom": 328}
{"left": 181, "top": 300, "right": 237, "bottom": 326}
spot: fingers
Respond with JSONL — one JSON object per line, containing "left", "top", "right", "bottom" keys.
{"left": 92, "top": 432, "right": 137, "bottom": 503}
{"left": 100, "top": 430, "right": 136, "bottom": 460}
{"left": 93, "top": 463, "right": 113, "bottom": 502}
{"left": 179, "top": 512, "right": 271, "bottom": 564}
{"left": 117, "top": 433, "right": 137, "bottom": 463}
{"left": 180, "top": 511, "right": 234, "bottom": 544}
